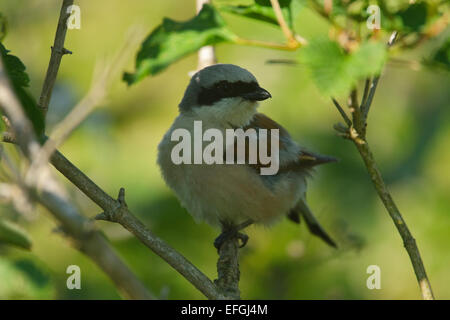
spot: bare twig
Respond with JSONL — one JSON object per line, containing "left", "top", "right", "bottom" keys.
{"left": 234, "top": 38, "right": 301, "bottom": 51}
{"left": 270, "top": 0, "right": 294, "bottom": 43}
{"left": 215, "top": 236, "right": 240, "bottom": 299}
{"left": 269, "top": 0, "right": 306, "bottom": 47}
{"left": 36, "top": 28, "right": 144, "bottom": 168}
{"left": 47, "top": 149, "right": 226, "bottom": 299}
{"left": 360, "top": 78, "right": 371, "bottom": 108}
{"left": 323, "top": 0, "right": 332, "bottom": 15}
{"left": 38, "top": 0, "right": 74, "bottom": 117}
{"left": 349, "top": 88, "right": 363, "bottom": 135}
{"left": 0, "top": 58, "right": 154, "bottom": 300}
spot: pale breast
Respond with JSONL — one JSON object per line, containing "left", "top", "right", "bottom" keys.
{"left": 157, "top": 115, "right": 306, "bottom": 227}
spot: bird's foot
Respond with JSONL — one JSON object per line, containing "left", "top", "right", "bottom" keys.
{"left": 214, "top": 230, "right": 249, "bottom": 252}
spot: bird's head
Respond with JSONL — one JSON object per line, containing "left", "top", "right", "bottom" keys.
{"left": 179, "top": 64, "right": 271, "bottom": 127}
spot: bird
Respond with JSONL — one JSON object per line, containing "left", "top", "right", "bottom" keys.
{"left": 157, "top": 64, "right": 337, "bottom": 251}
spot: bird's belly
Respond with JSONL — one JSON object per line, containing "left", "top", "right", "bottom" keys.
{"left": 159, "top": 157, "right": 305, "bottom": 227}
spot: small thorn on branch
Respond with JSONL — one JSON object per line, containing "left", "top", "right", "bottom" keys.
{"left": 95, "top": 212, "right": 108, "bottom": 221}
{"left": 333, "top": 122, "right": 349, "bottom": 134}
{"left": 95, "top": 187, "right": 128, "bottom": 222}
{"left": 51, "top": 46, "right": 73, "bottom": 55}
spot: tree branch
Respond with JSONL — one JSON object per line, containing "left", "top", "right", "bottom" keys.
{"left": 331, "top": 97, "right": 351, "bottom": 127}
{"left": 0, "top": 58, "right": 154, "bottom": 300}
{"left": 49, "top": 151, "right": 227, "bottom": 299}
{"left": 330, "top": 31, "right": 434, "bottom": 300}
{"left": 38, "top": 0, "right": 74, "bottom": 117}
{"left": 352, "top": 139, "right": 434, "bottom": 300}
{"left": 234, "top": 37, "right": 301, "bottom": 51}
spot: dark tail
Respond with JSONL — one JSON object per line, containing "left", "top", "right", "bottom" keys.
{"left": 290, "top": 200, "right": 337, "bottom": 248}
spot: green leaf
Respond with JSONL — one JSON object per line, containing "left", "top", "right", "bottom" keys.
{"left": 0, "top": 43, "right": 29, "bottom": 87}
{"left": 398, "top": 2, "right": 428, "bottom": 32}
{"left": 300, "top": 38, "right": 387, "bottom": 96}
{"left": 0, "top": 220, "right": 32, "bottom": 250}
{"left": 123, "top": 4, "right": 237, "bottom": 85}
{"left": 0, "top": 43, "right": 45, "bottom": 135}
{"left": 219, "top": 0, "right": 305, "bottom": 28}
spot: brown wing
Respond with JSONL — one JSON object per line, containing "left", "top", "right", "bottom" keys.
{"left": 224, "top": 113, "right": 290, "bottom": 171}
{"left": 226, "top": 113, "right": 338, "bottom": 173}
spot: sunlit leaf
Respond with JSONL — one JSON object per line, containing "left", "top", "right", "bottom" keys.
{"left": 123, "top": 4, "right": 237, "bottom": 85}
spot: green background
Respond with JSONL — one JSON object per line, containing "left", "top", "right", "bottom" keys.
{"left": 0, "top": 0, "right": 449, "bottom": 299}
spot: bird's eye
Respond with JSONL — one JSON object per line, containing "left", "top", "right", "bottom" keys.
{"left": 216, "top": 82, "right": 229, "bottom": 90}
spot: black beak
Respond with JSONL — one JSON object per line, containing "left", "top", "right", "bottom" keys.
{"left": 241, "top": 87, "right": 272, "bottom": 101}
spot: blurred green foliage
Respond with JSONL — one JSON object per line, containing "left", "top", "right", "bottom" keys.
{"left": 0, "top": 0, "right": 449, "bottom": 300}
{"left": 220, "top": 0, "right": 305, "bottom": 28}
{"left": 0, "top": 220, "right": 32, "bottom": 250}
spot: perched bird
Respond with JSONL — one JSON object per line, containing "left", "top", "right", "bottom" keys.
{"left": 157, "top": 64, "right": 337, "bottom": 250}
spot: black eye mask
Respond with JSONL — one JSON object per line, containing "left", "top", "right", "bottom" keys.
{"left": 197, "top": 80, "right": 260, "bottom": 106}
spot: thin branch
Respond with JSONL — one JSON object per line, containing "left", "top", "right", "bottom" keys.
{"left": 361, "top": 32, "right": 397, "bottom": 121}
{"left": 270, "top": 0, "right": 295, "bottom": 43}
{"left": 215, "top": 236, "right": 240, "bottom": 299}
{"left": 349, "top": 88, "right": 364, "bottom": 135}
{"left": 360, "top": 76, "right": 379, "bottom": 121}
{"left": 360, "top": 78, "right": 371, "bottom": 109}
{"left": 38, "top": 0, "right": 74, "bottom": 118}
{"left": 0, "top": 58, "right": 154, "bottom": 300}
{"left": 269, "top": 0, "right": 306, "bottom": 47}
{"left": 36, "top": 28, "right": 144, "bottom": 168}
{"left": 234, "top": 37, "right": 300, "bottom": 51}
